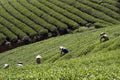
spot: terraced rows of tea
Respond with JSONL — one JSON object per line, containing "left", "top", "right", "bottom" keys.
{"left": 0, "top": 0, "right": 120, "bottom": 52}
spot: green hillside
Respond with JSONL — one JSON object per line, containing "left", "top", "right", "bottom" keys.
{"left": 0, "top": 0, "right": 120, "bottom": 52}
{"left": 0, "top": 25, "right": 120, "bottom": 79}
{"left": 0, "top": 0, "right": 120, "bottom": 79}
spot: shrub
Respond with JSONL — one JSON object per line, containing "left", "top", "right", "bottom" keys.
{"left": 5, "top": 41, "right": 11, "bottom": 47}
{"left": 0, "top": 16, "right": 27, "bottom": 38}
{"left": 0, "top": 33, "right": 6, "bottom": 45}
{"left": 100, "top": 3, "right": 120, "bottom": 14}
{"left": 90, "top": 0, "right": 120, "bottom": 8}
{"left": 94, "top": 22, "right": 108, "bottom": 28}
{"left": 74, "top": 27, "right": 88, "bottom": 33}
{"left": 22, "top": 36, "right": 31, "bottom": 44}
{"left": 77, "top": 0, "right": 120, "bottom": 21}
{"left": 0, "top": 0, "right": 48, "bottom": 35}
{"left": 0, "top": 24, "right": 17, "bottom": 41}
{"left": 48, "top": 0, "right": 113, "bottom": 26}
{"left": 0, "top": 5, "right": 37, "bottom": 36}
{"left": 86, "top": 23, "right": 95, "bottom": 28}
{"left": 18, "top": 0, "right": 68, "bottom": 31}
{"left": 8, "top": 0, "right": 57, "bottom": 32}
{"left": 28, "top": 0, "right": 79, "bottom": 29}
{"left": 38, "top": 0, "right": 87, "bottom": 25}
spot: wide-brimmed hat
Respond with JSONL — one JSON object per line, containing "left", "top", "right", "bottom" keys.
{"left": 4, "top": 64, "right": 9, "bottom": 66}
{"left": 60, "top": 46, "right": 64, "bottom": 49}
{"left": 36, "top": 55, "right": 42, "bottom": 58}
{"left": 100, "top": 32, "right": 105, "bottom": 35}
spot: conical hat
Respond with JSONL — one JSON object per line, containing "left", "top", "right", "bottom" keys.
{"left": 100, "top": 32, "right": 105, "bottom": 35}
{"left": 36, "top": 55, "right": 42, "bottom": 58}
{"left": 60, "top": 46, "right": 64, "bottom": 49}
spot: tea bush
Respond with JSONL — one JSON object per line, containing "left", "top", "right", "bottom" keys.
{"left": 38, "top": 0, "right": 87, "bottom": 25}
{"left": 61, "top": 0, "right": 120, "bottom": 24}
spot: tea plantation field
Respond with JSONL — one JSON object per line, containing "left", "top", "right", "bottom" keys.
{"left": 0, "top": 25, "right": 120, "bottom": 79}
{"left": 0, "top": 0, "right": 120, "bottom": 52}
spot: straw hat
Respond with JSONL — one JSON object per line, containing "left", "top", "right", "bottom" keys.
{"left": 100, "top": 32, "right": 105, "bottom": 35}
{"left": 60, "top": 46, "right": 64, "bottom": 49}
{"left": 36, "top": 55, "right": 42, "bottom": 59}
